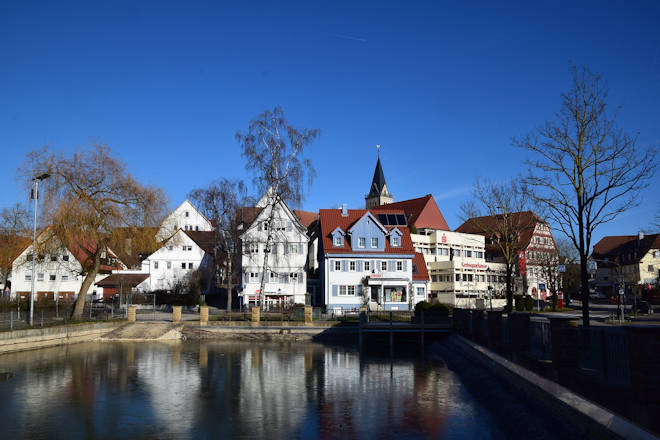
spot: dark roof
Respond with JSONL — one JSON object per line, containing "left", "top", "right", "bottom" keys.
{"left": 377, "top": 195, "right": 450, "bottom": 230}
{"left": 367, "top": 157, "right": 388, "bottom": 198}
{"left": 95, "top": 273, "right": 149, "bottom": 288}
{"left": 412, "top": 252, "right": 430, "bottom": 281}
{"left": 183, "top": 230, "right": 216, "bottom": 254}
{"left": 293, "top": 210, "right": 317, "bottom": 228}
{"left": 455, "top": 211, "right": 543, "bottom": 252}
{"left": 592, "top": 233, "right": 660, "bottom": 263}
{"left": 319, "top": 208, "right": 414, "bottom": 255}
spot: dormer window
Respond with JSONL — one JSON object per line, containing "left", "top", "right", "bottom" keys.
{"left": 334, "top": 236, "right": 343, "bottom": 246}
{"left": 391, "top": 237, "right": 400, "bottom": 247}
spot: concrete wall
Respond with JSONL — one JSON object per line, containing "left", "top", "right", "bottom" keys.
{"left": 0, "top": 322, "right": 124, "bottom": 354}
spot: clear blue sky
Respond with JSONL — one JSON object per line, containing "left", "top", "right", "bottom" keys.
{"left": 2, "top": 1, "right": 659, "bottom": 247}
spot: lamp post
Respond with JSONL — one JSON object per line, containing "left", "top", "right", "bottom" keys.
{"left": 29, "top": 173, "right": 50, "bottom": 326}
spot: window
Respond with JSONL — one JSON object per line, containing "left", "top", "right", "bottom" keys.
{"left": 347, "top": 285, "right": 355, "bottom": 295}
{"left": 250, "top": 272, "right": 259, "bottom": 282}
{"left": 188, "top": 263, "right": 193, "bottom": 269}
{"left": 384, "top": 286, "right": 406, "bottom": 302}
{"left": 475, "top": 251, "right": 483, "bottom": 258}
{"left": 465, "top": 250, "right": 472, "bottom": 257}
{"left": 37, "top": 273, "right": 44, "bottom": 281}
{"left": 195, "top": 226, "right": 199, "bottom": 231}
{"left": 25, "top": 274, "right": 31, "bottom": 281}
{"left": 654, "top": 251, "right": 660, "bottom": 258}
{"left": 290, "top": 273, "right": 298, "bottom": 282}
{"left": 334, "top": 261, "right": 341, "bottom": 271}
{"left": 455, "top": 274, "right": 461, "bottom": 281}
{"left": 167, "top": 245, "right": 173, "bottom": 251}
{"left": 392, "top": 237, "right": 400, "bottom": 247}
{"left": 154, "top": 261, "right": 159, "bottom": 269}
{"left": 185, "top": 211, "right": 189, "bottom": 217}
{"left": 381, "top": 261, "right": 387, "bottom": 271}
{"left": 61, "top": 275, "right": 68, "bottom": 281}
{"left": 27, "top": 253, "right": 33, "bottom": 262}
{"left": 358, "top": 237, "right": 366, "bottom": 248}
{"left": 167, "top": 261, "right": 171, "bottom": 269}
{"left": 364, "top": 261, "right": 370, "bottom": 272}
{"left": 249, "top": 243, "right": 259, "bottom": 254}
{"left": 50, "top": 255, "right": 57, "bottom": 262}
{"left": 288, "top": 243, "right": 298, "bottom": 254}
{"left": 649, "top": 265, "right": 655, "bottom": 273}
{"left": 371, "top": 237, "right": 378, "bottom": 248}
{"left": 181, "top": 263, "right": 186, "bottom": 269}
{"left": 262, "top": 221, "right": 269, "bottom": 231}
{"left": 188, "top": 246, "right": 192, "bottom": 251}
{"left": 334, "top": 236, "right": 342, "bottom": 246}
{"left": 49, "top": 274, "right": 56, "bottom": 281}
{"left": 339, "top": 285, "right": 347, "bottom": 296}
{"left": 417, "top": 287, "right": 424, "bottom": 296}
{"left": 349, "top": 261, "right": 356, "bottom": 271}
{"left": 182, "top": 246, "right": 187, "bottom": 251}
{"left": 396, "top": 261, "right": 403, "bottom": 271}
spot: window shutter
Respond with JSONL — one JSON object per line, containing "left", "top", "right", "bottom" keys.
{"left": 287, "top": 221, "right": 292, "bottom": 232}
{"left": 298, "top": 243, "right": 304, "bottom": 254}
{"left": 371, "top": 260, "right": 375, "bottom": 272}
{"left": 330, "top": 260, "right": 334, "bottom": 272}
{"left": 357, "top": 285, "right": 362, "bottom": 296}
{"left": 341, "top": 260, "right": 347, "bottom": 272}
{"left": 332, "top": 285, "right": 338, "bottom": 296}
{"left": 388, "top": 260, "right": 395, "bottom": 271}
{"left": 298, "top": 272, "right": 303, "bottom": 284}
{"left": 357, "top": 260, "right": 363, "bottom": 272}
{"left": 402, "top": 260, "right": 408, "bottom": 272}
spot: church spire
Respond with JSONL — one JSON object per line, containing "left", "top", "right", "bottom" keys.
{"left": 365, "top": 145, "right": 393, "bottom": 209}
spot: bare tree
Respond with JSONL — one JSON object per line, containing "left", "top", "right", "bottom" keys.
{"left": 23, "top": 144, "right": 167, "bottom": 319}
{"left": 0, "top": 204, "right": 30, "bottom": 291}
{"left": 516, "top": 66, "right": 658, "bottom": 327}
{"left": 460, "top": 179, "right": 536, "bottom": 312}
{"left": 189, "top": 179, "right": 252, "bottom": 311}
{"left": 236, "top": 106, "right": 319, "bottom": 309}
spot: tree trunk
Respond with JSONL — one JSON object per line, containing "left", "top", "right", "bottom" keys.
{"left": 72, "top": 252, "right": 101, "bottom": 319}
{"left": 258, "top": 207, "right": 275, "bottom": 311}
{"left": 505, "top": 263, "right": 513, "bottom": 313}
{"left": 580, "top": 253, "right": 590, "bottom": 328}
{"left": 226, "top": 254, "right": 233, "bottom": 311}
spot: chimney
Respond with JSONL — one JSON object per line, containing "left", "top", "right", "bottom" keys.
{"left": 638, "top": 231, "right": 645, "bottom": 241}
{"left": 341, "top": 203, "right": 348, "bottom": 217}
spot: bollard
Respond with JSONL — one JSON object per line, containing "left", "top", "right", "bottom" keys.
{"left": 200, "top": 305, "right": 209, "bottom": 326}
{"left": 251, "top": 306, "right": 260, "bottom": 325}
{"left": 127, "top": 305, "right": 137, "bottom": 322}
{"left": 304, "top": 306, "right": 313, "bottom": 325}
{"left": 172, "top": 306, "right": 182, "bottom": 323}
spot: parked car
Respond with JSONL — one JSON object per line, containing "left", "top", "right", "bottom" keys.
{"left": 91, "top": 298, "right": 106, "bottom": 310}
{"left": 636, "top": 300, "right": 654, "bottom": 315}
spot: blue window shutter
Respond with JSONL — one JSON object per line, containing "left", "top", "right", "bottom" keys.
{"left": 357, "top": 260, "right": 363, "bottom": 272}
{"left": 342, "top": 260, "right": 347, "bottom": 272}
{"left": 287, "top": 221, "right": 292, "bottom": 231}
{"left": 329, "top": 260, "right": 334, "bottom": 272}
{"left": 371, "top": 260, "right": 375, "bottom": 271}
{"left": 388, "top": 260, "right": 395, "bottom": 271}
{"left": 357, "top": 285, "right": 362, "bottom": 296}
{"left": 299, "top": 272, "right": 304, "bottom": 284}
{"left": 298, "top": 243, "right": 303, "bottom": 254}
{"left": 332, "top": 285, "right": 338, "bottom": 296}
{"left": 403, "top": 260, "right": 408, "bottom": 271}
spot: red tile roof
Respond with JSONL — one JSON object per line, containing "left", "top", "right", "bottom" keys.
{"left": 95, "top": 273, "right": 149, "bottom": 288}
{"left": 455, "top": 211, "right": 542, "bottom": 251}
{"left": 412, "top": 252, "right": 430, "bottom": 281}
{"left": 293, "top": 210, "right": 318, "bottom": 228}
{"left": 319, "top": 208, "right": 415, "bottom": 255}
{"left": 378, "top": 195, "right": 450, "bottom": 230}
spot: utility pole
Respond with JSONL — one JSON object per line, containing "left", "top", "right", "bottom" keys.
{"left": 29, "top": 173, "right": 50, "bottom": 326}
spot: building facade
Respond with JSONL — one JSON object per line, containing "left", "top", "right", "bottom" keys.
{"left": 156, "top": 200, "right": 213, "bottom": 241}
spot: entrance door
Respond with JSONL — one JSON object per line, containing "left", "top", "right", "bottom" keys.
{"left": 370, "top": 286, "right": 379, "bottom": 302}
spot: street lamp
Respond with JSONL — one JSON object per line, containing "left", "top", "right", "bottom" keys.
{"left": 30, "top": 173, "right": 50, "bottom": 326}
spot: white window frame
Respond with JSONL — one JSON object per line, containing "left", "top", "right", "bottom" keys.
{"left": 334, "top": 260, "right": 341, "bottom": 271}
{"left": 61, "top": 274, "right": 69, "bottom": 281}
{"left": 391, "top": 236, "right": 400, "bottom": 247}
{"left": 396, "top": 261, "right": 403, "bottom": 271}
{"left": 334, "top": 236, "right": 342, "bottom": 246}
{"left": 288, "top": 243, "right": 298, "bottom": 254}
{"left": 347, "top": 285, "right": 355, "bottom": 295}
{"left": 349, "top": 261, "right": 356, "bottom": 271}
{"left": 381, "top": 261, "right": 387, "bottom": 271}
{"left": 371, "top": 237, "right": 378, "bottom": 248}
{"left": 339, "top": 285, "right": 347, "bottom": 296}
{"left": 154, "top": 261, "right": 159, "bottom": 269}
{"left": 358, "top": 237, "right": 366, "bottom": 248}
{"left": 364, "top": 261, "right": 370, "bottom": 272}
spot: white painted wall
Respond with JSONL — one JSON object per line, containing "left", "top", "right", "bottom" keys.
{"left": 156, "top": 200, "right": 213, "bottom": 241}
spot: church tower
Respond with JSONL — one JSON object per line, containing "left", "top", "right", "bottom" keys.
{"left": 365, "top": 146, "right": 393, "bottom": 209}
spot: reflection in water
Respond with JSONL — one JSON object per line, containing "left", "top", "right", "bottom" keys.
{"left": 0, "top": 341, "right": 499, "bottom": 439}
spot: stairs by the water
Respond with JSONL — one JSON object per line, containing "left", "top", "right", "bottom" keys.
{"left": 101, "top": 323, "right": 183, "bottom": 341}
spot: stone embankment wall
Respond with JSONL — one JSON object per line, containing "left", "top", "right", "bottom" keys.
{"left": 0, "top": 322, "right": 124, "bottom": 355}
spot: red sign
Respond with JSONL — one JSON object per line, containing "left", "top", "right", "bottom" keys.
{"left": 518, "top": 250, "right": 526, "bottom": 277}
{"left": 461, "top": 262, "right": 488, "bottom": 269}
{"left": 441, "top": 234, "right": 447, "bottom": 243}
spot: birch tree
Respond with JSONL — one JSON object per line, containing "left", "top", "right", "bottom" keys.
{"left": 23, "top": 144, "right": 167, "bottom": 319}
{"left": 189, "top": 179, "right": 252, "bottom": 311}
{"left": 516, "top": 66, "right": 658, "bottom": 327}
{"left": 236, "top": 106, "right": 319, "bottom": 309}
{"left": 460, "top": 180, "right": 536, "bottom": 312}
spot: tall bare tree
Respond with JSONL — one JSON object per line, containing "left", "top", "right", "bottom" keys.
{"left": 189, "top": 179, "right": 252, "bottom": 311}
{"left": 0, "top": 204, "right": 30, "bottom": 291}
{"left": 23, "top": 144, "right": 167, "bottom": 319}
{"left": 236, "top": 106, "right": 319, "bottom": 309}
{"left": 516, "top": 66, "right": 658, "bottom": 327}
{"left": 460, "top": 179, "right": 536, "bottom": 312}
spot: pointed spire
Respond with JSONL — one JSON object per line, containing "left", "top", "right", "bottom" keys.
{"left": 367, "top": 147, "right": 388, "bottom": 198}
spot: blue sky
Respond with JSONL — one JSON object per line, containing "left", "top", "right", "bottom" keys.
{"left": 1, "top": 1, "right": 659, "bottom": 246}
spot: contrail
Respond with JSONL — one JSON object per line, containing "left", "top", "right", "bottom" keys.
{"left": 330, "top": 33, "right": 367, "bottom": 43}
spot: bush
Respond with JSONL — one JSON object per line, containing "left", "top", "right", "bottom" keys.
{"left": 153, "top": 290, "right": 199, "bottom": 306}
{"left": 514, "top": 295, "right": 524, "bottom": 311}
{"left": 414, "top": 301, "right": 432, "bottom": 312}
{"left": 524, "top": 295, "right": 534, "bottom": 311}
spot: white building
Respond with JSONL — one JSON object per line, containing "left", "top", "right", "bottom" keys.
{"left": 10, "top": 230, "right": 124, "bottom": 302}
{"left": 156, "top": 200, "right": 213, "bottom": 241}
{"left": 238, "top": 190, "right": 309, "bottom": 309}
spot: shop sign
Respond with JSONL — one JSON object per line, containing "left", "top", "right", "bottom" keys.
{"left": 441, "top": 234, "right": 447, "bottom": 243}
{"left": 461, "top": 262, "right": 487, "bottom": 269}
{"left": 518, "top": 250, "right": 527, "bottom": 277}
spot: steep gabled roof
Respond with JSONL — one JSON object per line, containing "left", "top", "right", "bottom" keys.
{"left": 592, "top": 233, "right": 660, "bottom": 263}
{"left": 456, "top": 211, "right": 543, "bottom": 252}
{"left": 183, "top": 230, "right": 216, "bottom": 254}
{"left": 378, "top": 194, "right": 450, "bottom": 230}
{"left": 293, "top": 210, "right": 318, "bottom": 229}
{"left": 319, "top": 208, "right": 414, "bottom": 255}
